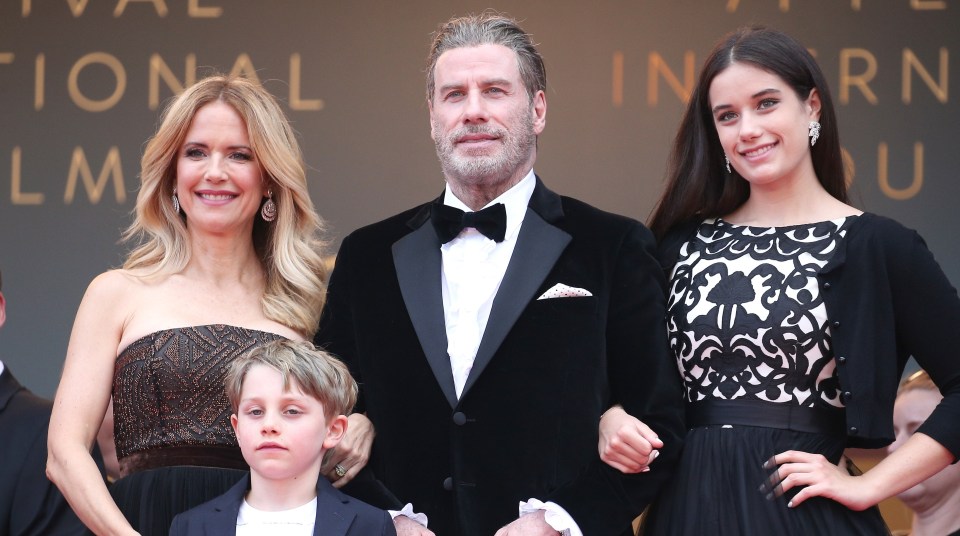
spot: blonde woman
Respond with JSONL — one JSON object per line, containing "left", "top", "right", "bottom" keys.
{"left": 48, "top": 75, "right": 327, "bottom": 535}
{"left": 889, "top": 371, "right": 960, "bottom": 536}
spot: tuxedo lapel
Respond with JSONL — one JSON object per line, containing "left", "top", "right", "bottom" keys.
{"left": 392, "top": 216, "right": 458, "bottom": 408}
{"left": 0, "top": 369, "right": 21, "bottom": 411}
{"left": 315, "top": 479, "right": 356, "bottom": 536}
{"left": 460, "top": 188, "right": 571, "bottom": 398}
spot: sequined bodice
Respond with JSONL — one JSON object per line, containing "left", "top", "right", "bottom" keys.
{"left": 112, "top": 325, "right": 284, "bottom": 471}
{"left": 668, "top": 217, "right": 855, "bottom": 409}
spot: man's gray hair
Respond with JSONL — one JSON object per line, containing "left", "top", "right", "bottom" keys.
{"left": 426, "top": 12, "right": 546, "bottom": 102}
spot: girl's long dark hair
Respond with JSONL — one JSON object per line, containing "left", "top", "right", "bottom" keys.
{"left": 648, "top": 26, "right": 847, "bottom": 240}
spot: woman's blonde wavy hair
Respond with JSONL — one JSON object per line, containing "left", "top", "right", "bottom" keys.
{"left": 123, "top": 75, "right": 327, "bottom": 337}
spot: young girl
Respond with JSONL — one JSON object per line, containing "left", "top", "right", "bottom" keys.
{"left": 600, "top": 27, "right": 959, "bottom": 535}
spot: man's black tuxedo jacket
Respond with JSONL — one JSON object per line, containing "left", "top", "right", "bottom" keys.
{"left": 0, "top": 367, "right": 90, "bottom": 535}
{"left": 168, "top": 473, "right": 395, "bottom": 535}
{"left": 316, "top": 178, "right": 685, "bottom": 536}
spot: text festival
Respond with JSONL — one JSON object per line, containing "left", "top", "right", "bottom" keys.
{"left": 0, "top": 0, "right": 953, "bottom": 205}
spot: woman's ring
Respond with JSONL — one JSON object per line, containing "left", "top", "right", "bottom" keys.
{"left": 334, "top": 464, "right": 347, "bottom": 478}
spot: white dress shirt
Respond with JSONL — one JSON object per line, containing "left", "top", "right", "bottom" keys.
{"left": 439, "top": 171, "right": 582, "bottom": 536}
{"left": 441, "top": 171, "right": 535, "bottom": 398}
{"left": 236, "top": 497, "right": 316, "bottom": 536}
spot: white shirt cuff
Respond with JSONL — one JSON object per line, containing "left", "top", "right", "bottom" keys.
{"left": 388, "top": 503, "right": 429, "bottom": 527}
{"left": 519, "top": 498, "right": 583, "bottom": 536}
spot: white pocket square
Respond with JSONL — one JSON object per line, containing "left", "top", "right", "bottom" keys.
{"left": 537, "top": 283, "right": 593, "bottom": 300}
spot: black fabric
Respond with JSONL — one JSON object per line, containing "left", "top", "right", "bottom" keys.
{"left": 641, "top": 425, "right": 890, "bottom": 536}
{"left": 316, "top": 177, "right": 686, "bottom": 536}
{"left": 0, "top": 366, "right": 100, "bottom": 536}
{"left": 657, "top": 213, "right": 960, "bottom": 456}
{"left": 430, "top": 202, "right": 507, "bottom": 243}
{"left": 169, "top": 473, "right": 396, "bottom": 536}
{"left": 111, "top": 466, "right": 245, "bottom": 536}
{"left": 687, "top": 400, "right": 845, "bottom": 436}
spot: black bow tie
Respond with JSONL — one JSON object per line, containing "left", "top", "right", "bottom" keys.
{"left": 430, "top": 203, "right": 507, "bottom": 243}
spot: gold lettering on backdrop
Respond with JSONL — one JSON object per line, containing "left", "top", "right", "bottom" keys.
{"left": 902, "top": 48, "right": 948, "bottom": 104}
{"left": 289, "top": 54, "right": 323, "bottom": 111}
{"left": 290, "top": 53, "right": 323, "bottom": 112}
{"left": 839, "top": 49, "right": 878, "bottom": 105}
{"left": 726, "top": 0, "right": 790, "bottom": 12}
{"left": 64, "top": 147, "right": 126, "bottom": 204}
{"left": 647, "top": 51, "right": 695, "bottom": 106}
{"left": 114, "top": 0, "right": 168, "bottom": 17}
{"left": 878, "top": 142, "right": 924, "bottom": 200}
{"left": 67, "top": 0, "right": 91, "bottom": 17}
{"left": 228, "top": 54, "right": 260, "bottom": 85}
{"left": 188, "top": 0, "right": 223, "bottom": 18}
{"left": 68, "top": 52, "right": 127, "bottom": 112}
{"left": 149, "top": 53, "right": 197, "bottom": 110}
{"left": 11, "top": 147, "right": 45, "bottom": 205}
{"left": 612, "top": 51, "right": 624, "bottom": 107}
{"left": 850, "top": 0, "right": 862, "bottom": 10}
{"left": 35, "top": 54, "right": 45, "bottom": 110}
{"left": 911, "top": 0, "right": 946, "bottom": 9}
{"left": 21, "top": 0, "right": 221, "bottom": 17}
{"left": 0, "top": 53, "right": 12, "bottom": 64}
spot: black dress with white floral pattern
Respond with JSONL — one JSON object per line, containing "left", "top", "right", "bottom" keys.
{"left": 643, "top": 217, "right": 890, "bottom": 536}
{"left": 669, "top": 217, "right": 846, "bottom": 408}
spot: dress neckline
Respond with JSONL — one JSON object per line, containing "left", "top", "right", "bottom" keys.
{"left": 711, "top": 214, "right": 859, "bottom": 231}
{"left": 117, "top": 324, "right": 289, "bottom": 358}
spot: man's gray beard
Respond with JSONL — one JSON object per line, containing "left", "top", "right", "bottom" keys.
{"left": 433, "top": 116, "right": 536, "bottom": 187}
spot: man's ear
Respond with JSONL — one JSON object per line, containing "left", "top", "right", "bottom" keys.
{"left": 531, "top": 89, "right": 547, "bottom": 135}
{"left": 230, "top": 413, "right": 239, "bottom": 435}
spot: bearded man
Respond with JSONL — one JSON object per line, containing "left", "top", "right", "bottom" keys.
{"left": 316, "top": 13, "right": 684, "bottom": 536}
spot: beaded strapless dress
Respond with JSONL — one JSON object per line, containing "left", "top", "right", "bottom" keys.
{"left": 109, "top": 325, "right": 284, "bottom": 536}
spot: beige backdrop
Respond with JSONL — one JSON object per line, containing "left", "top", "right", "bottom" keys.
{"left": 1, "top": 1, "right": 957, "bottom": 403}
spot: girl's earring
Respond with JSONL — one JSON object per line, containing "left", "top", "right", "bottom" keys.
{"left": 808, "top": 121, "right": 821, "bottom": 146}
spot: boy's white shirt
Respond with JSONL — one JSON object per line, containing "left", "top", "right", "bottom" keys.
{"left": 236, "top": 496, "right": 316, "bottom": 536}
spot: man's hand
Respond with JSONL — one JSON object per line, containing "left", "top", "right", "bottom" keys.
{"left": 394, "top": 515, "right": 435, "bottom": 536}
{"left": 494, "top": 511, "right": 558, "bottom": 536}
{"left": 598, "top": 405, "right": 663, "bottom": 473}
{"left": 322, "top": 413, "right": 375, "bottom": 488}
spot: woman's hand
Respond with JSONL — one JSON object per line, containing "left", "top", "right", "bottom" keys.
{"left": 324, "top": 413, "right": 375, "bottom": 488}
{"left": 598, "top": 405, "right": 663, "bottom": 473}
{"left": 761, "top": 451, "right": 876, "bottom": 510}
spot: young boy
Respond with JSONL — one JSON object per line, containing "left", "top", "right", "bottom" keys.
{"left": 169, "top": 340, "right": 396, "bottom": 535}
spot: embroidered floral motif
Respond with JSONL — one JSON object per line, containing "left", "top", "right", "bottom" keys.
{"left": 668, "top": 217, "right": 855, "bottom": 408}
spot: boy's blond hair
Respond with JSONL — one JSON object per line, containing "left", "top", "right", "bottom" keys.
{"left": 898, "top": 369, "right": 939, "bottom": 397}
{"left": 225, "top": 339, "right": 357, "bottom": 418}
